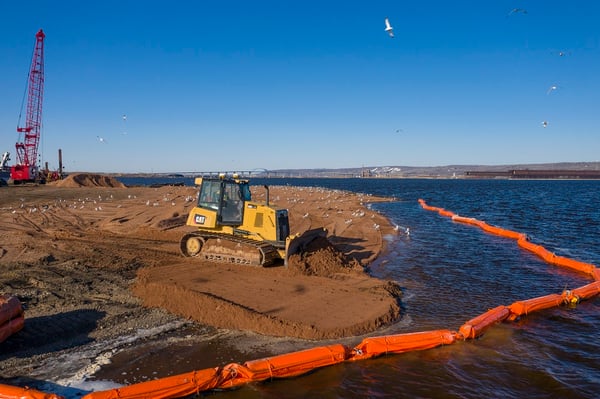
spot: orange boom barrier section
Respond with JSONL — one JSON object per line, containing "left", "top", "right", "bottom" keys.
{"left": 451, "top": 215, "right": 484, "bottom": 227}
{"left": 459, "top": 306, "right": 510, "bottom": 339}
{"left": 550, "top": 256, "right": 596, "bottom": 275}
{"left": 242, "top": 344, "right": 348, "bottom": 381}
{"left": 82, "top": 368, "right": 222, "bottom": 399}
{"left": 0, "top": 295, "right": 23, "bottom": 323}
{"left": 508, "top": 294, "right": 564, "bottom": 320}
{"left": 350, "top": 330, "right": 457, "bottom": 361}
{"left": 478, "top": 222, "right": 526, "bottom": 240}
{"left": 417, "top": 198, "right": 437, "bottom": 211}
{"left": 0, "top": 295, "right": 24, "bottom": 344}
{"left": 418, "top": 199, "right": 455, "bottom": 218}
{"left": 572, "top": 281, "right": 600, "bottom": 300}
{"left": 0, "top": 315, "right": 24, "bottom": 345}
{"left": 0, "top": 384, "right": 63, "bottom": 399}
{"left": 517, "top": 238, "right": 557, "bottom": 263}
{"left": 3, "top": 200, "right": 600, "bottom": 399}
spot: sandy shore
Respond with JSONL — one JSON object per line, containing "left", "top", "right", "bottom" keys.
{"left": 0, "top": 174, "right": 400, "bottom": 384}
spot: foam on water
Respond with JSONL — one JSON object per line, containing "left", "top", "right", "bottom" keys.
{"left": 22, "top": 320, "right": 187, "bottom": 397}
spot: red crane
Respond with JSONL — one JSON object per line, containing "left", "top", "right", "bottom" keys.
{"left": 11, "top": 29, "right": 45, "bottom": 183}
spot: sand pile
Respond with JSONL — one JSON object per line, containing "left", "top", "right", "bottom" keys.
{"left": 287, "top": 236, "right": 363, "bottom": 277}
{"left": 51, "top": 173, "right": 127, "bottom": 188}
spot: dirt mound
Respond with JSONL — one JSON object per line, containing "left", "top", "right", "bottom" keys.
{"left": 133, "top": 260, "right": 402, "bottom": 340}
{"left": 287, "top": 236, "right": 363, "bottom": 277}
{"left": 51, "top": 173, "right": 127, "bottom": 188}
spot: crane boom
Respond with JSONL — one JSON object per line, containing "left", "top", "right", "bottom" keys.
{"left": 11, "top": 29, "right": 45, "bottom": 183}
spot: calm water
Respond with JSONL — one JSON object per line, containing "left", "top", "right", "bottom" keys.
{"left": 113, "top": 177, "right": 600, "bottom": 398}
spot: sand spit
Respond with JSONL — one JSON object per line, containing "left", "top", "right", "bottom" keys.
{"left": 0, "top": 173, "right": 399, "bottom": 380}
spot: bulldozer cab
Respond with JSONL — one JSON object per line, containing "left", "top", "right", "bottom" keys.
{"left": 197, "top": 177, "right": 249, "bottom": 225}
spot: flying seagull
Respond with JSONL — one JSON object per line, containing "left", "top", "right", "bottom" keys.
{"left": 384, "top": 17, "right": 394, "bottom": 38}
{"left": 97, "top": 135, "right": 108, "bottom": 143}
{"left": 547, "top": 85, "right": 558, "bottom": 95}
{"left": 552, "top": 50, "right": 571, "bottom": 57}
{"left": 541, "top": 121, "right": 548, "bottom": 128}
{"left": 507, "top": 8, "right": 528, "bottom": 17}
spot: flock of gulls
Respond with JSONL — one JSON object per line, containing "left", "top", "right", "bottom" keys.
{"left": 385, "top": 9, "right": 571, "bottom": 130}
{"left": 93, "top": 9, "right": 571, "bottom": 145}
{"left": 96, "top": 114, "right": 127, "bottom": 144}
{"left": 504, "top": 7, "right": 570, "bottom": 129}
{"left": 378, "top": 8, "right": 573, "bottom": 235}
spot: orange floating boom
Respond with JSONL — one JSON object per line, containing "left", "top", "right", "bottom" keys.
{"left": 478, "top": 222, "right": 525, "bottom": 240}
{"left": 437, "top": 209, "right": 455, "bottom": 217}
{"left": 451, "top": 215, "right": 484, "bottom": 227}
{"left": 0, "top": 315, "right": 25, "bottom": 344}
{"left": 0, "top": 295, "right": 24, "bottom": 344}
{"left": 242, "top": 344, "right": 348, "bottom": 381}
{"left": 417, "top": 198, "right": 437, "bottom": 211}
{"left": 0, "top": 295, "right": 23, "bottom": 326}
{"left": 517, "top": 238, "right": 558, "bottom": 263}
{"left": 0, "top": 384, "right": 63, "bottom": 399}
{"left": 458, "top": 306, "right": 510, "bottom": 339}
{"left": 572, "top": 281, "right": 600, "bottom": 300}
{"left": 550, "top": 256, "right": 597, "bottom": 276}
{"left": 420, "top": 199, "right": 600, "bottom": 319}
{"left": 81, "top": 368, "right": 222, "bottom": 399}
{"left": 508, "top": 293, "right": 565, "bottom": 320}
{"left": 351, "top": 330, "right": 456, "bottom": 361}
{"left": 420, "top": 199, "right": 599, "bottom": 280}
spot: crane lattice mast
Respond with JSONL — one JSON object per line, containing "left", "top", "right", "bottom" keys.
{"left": 12, "top": 29, "right": 45, "bottom": 182}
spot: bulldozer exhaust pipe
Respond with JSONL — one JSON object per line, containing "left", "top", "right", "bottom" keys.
{"left": 264, "top": 185, "right": 269, "bottom": 206}
{"left": 58, "top": 149, "right": 63, "bottom": 176}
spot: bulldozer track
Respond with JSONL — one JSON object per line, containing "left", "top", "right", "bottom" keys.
{"left": 179, "top": 232, "right": 280, "bottom": 267}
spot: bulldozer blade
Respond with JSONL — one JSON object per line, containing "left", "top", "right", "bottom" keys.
{"left": 284, "top": 227, "right": 328, "bottom": 266}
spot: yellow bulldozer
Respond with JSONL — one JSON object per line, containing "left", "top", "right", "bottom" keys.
{"left": 180, "top": 174, "right": 326, "bottom": 266}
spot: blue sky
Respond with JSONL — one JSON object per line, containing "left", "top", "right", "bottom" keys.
{"left": 1, "top": 1, "right": 599, "bottom": 173}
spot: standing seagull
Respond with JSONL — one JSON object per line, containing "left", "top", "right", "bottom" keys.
{"left": 384, "top": 17, "right": 394, "bottom": 38}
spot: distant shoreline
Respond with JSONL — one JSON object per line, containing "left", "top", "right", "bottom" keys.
{"left": 59, "top": 161, "right": 600, "bottom": 180}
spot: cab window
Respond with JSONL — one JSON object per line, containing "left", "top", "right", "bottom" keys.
{"left": 240, "top": 183, "right": 251, "bottom": 201}
{"left": 221, "top": 181, "right": 244, "bottom": 224}
{"left": 198, "top": 180, "right": 221, "bottom": 210}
